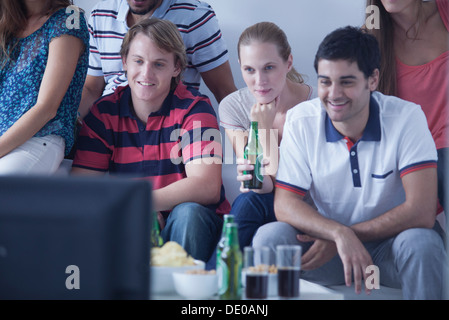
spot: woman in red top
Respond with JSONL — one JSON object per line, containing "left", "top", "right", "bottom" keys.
{"left": 366, "top": 0, "right": 449, "bottom": 213}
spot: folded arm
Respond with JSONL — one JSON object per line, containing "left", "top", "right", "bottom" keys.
{"left": 351, "top": 167, "right": 438, "bottom": 242}
{"left": 152, "top": 160, "right": 223, "bottom": 212}
{"left": 275, "top": 187, "right": 372, "bottom": 294}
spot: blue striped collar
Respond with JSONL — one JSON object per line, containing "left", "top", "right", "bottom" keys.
{"left": 325, "top": 94, "right": 381, "bottom": 143}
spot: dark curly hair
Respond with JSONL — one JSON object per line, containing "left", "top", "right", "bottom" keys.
{"left": 314, "top": 26, "right": 381, "bottom": 79}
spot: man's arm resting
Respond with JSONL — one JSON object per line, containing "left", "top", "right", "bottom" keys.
{"left": 152, "top": 160, "right": 223, "bottom": 212}
{"left": 351, "top": 167, "right": 438, "bottom": 242}
{"left": 274, "top": 186, "right": 373, "bottom": 293}
{"left": 274, "top": 187, "right": 346, "bottom": 241}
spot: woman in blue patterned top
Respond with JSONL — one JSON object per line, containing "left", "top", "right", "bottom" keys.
{"left": 0, "top": 0, "right": 89, "bottom": 174}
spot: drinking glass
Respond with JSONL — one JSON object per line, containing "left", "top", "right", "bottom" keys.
{"left": 244, "top": 246, "right": 270, "bottom": 299}
{"left": 276, "top": 245, "right": 301, "bottom": 298}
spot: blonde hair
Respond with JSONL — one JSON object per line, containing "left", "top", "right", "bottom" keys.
{"left": 238, "top": 21, "right": 304, "bottom": 84}
{"left": 120, "top": 18, "right": 187, "bottom": 90}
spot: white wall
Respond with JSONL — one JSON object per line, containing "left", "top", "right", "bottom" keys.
{"left": 206, "top": 0, "right": 366, "bottom": 92}
{"left": 73, "top": 0, "right": 96, "bottom": 15}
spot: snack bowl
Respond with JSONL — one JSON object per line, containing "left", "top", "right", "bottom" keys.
{"left": 173, "top": 271, "right": 218, "bottom": 300}
{"left": 150, "top": 260, "right": 205, "bottom": 295}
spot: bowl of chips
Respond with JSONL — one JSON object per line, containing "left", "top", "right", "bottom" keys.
{"left": 150, "top": 241, "right": 205, "bottom": 295}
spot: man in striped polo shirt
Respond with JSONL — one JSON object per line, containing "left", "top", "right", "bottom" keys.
{"left": 253, "top": 26, "right": 448, "bottom": 299}
{"left": 72, "top": 18, "right": 230, "bottom": 263}
{"left": 78, "top": 0, "right": 236, "bottom": 118}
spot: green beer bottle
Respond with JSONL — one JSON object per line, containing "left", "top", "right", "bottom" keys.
{"left": 150, "top": 211, "right": 163, "bottom": 247}
{"left": 243, "top": 121, "right": 263, "bottom": 189}
{"left": 216, "top": 214, "right": 235, "bottom": 270}
{"left": 218, "top": 222, "right": 242, "bottom": 300}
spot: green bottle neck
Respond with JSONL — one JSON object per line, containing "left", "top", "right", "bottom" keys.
{"left": 247, "top": 121, "right": 259, "bottom": 147}
{"left": 152, "top": 212, "right": 158, "bottom": 229}
{"left": 224, "top": 223, "right": 240, "bottom": 248}
{"left": 249, "top": 121, "right": 258, "bottom": 137}
{"left": 221, "top": 215, "right": 234, "bottom": 235}
{"left": 250, "top": 121, "right": 258, "bottom": 131}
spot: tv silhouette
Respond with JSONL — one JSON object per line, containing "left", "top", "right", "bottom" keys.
{"left": 0, "top": 175, "right": 152, "bottom": 300}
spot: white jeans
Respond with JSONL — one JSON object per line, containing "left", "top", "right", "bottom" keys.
{"left": 0, "top": 135, "right": 65, "bottom": 175}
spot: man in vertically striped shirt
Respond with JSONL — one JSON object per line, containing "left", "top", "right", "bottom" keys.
{"left": 78, "top": 0, "right": 236, "bottom": 119}
{"left": 72, "top": 18, "right": 230, "bottom": 263}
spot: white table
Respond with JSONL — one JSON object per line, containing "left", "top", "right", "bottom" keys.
{"left": 152, "top": 279, "right": 343, "bottom": 300}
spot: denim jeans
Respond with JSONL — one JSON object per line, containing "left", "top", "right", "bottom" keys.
{"left": 253, "top": 221, "right": 448, "bottom": 299}
{"left": 230, "top": 191, "right": 277, "bottom": 250}
{"left": 161, "top": 202, "right": 223, "bottom": 263}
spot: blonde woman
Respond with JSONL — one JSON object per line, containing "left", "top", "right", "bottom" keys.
{"left": 0, "top": 0, "right": 89, "bottom": 174}
{"left": 219, "top": 22, "right": 315, "bottom": 248}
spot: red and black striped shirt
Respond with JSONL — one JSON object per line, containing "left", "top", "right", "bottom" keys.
{"left": 73, "top": 83, "right": 230, "bottom": 215}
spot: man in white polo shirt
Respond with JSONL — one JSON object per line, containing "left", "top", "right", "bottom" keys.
{"left": 253, "top": 26, "right": 447, "bottom": 300}
{"left": 78, "top": 0, "right": 236, "bottom": 118}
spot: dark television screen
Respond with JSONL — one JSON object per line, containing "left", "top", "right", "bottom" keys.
{"left": 0, "top": 175, "right": 152, "bottom": 300}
